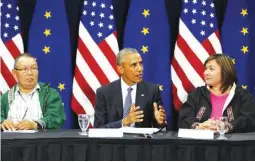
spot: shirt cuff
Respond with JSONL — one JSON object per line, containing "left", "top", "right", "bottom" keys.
{"left": 122, "top": 119, "right": 130, "bottom": 127}
{"left": 34, "top": 120, "right": 46, "bottom": 129}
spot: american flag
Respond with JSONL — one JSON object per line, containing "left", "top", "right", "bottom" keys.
{"left": 171, "top": 0, "right": 222, "bottom": 110}
{"left": 0, "top": 0, "right": 23, "bottom": 94}
{"left": 71, "top": 0, "right": 119, "bottom": 125}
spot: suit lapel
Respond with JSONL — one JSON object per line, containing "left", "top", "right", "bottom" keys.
{"left": 135, "top": 81, "right": 147, "bottom": 110}
{"left": 135, "top": 81, "right": 147, "bottom": 127}
{"left": 113, "top": 79, "right": 123, "bottom": 118}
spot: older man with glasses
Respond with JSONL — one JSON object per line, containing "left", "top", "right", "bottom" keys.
{"left": 1, "top": 53, "right": 66, "bottom": 131}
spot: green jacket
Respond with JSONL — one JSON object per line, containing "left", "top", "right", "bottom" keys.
{"left": 1, "top": 82, "right": 66, "bottom": 129}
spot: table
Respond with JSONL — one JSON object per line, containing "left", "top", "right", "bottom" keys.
{"left": 1, "top": 129, "right": 255, "bottom": 160}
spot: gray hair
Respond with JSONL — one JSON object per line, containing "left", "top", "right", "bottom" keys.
{"left": 14, "top": 53, "right": 37, "bottom": 69}
{"left": 116, "top": 48, "right": 140, "bottom": 66}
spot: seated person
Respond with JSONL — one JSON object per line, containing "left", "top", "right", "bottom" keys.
{"left": 94, "top": 48, "right": 166, "bottom": 128}
{"left": 1, "top": 53, "right": 66, "bottom": 130}
{"left": 178, "top": 54, "right": 255, "bottom": 133}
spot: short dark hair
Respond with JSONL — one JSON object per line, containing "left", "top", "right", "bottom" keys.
{"left": 204, "top": 54, "right": 237, "bottom": 93}
{"left": 14, "top": 53, "right": 37, "bottom": 69}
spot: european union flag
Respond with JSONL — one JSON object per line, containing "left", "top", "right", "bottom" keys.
{"left": 28, "top": 0, "right": 75, "bottom": 128}
{"left": 123, "top": 0, "right": 172, "bottom": 127}
{"left": 221, "top": 0, "right": 255, "bottom": 96}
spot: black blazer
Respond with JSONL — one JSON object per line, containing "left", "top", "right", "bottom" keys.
{"left": 94, "top": 79, "right": 162, "bottom": 128}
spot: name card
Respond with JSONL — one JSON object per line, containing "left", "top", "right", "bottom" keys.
{"left": 120, "top": 127, "right": 159, "bottom": 135}
{"left": 178, "top": 128, "right": 214, "bottom": 140}
{"left": 3, "top": 130, "right": 38, "bottom": 133}
{"left": 88, "top": 128, "right": 123, "bottom": 138}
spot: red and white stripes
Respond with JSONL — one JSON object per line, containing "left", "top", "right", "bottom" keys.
{"left": 71, "top": 22, "right": 119, "bottom": 126}
{"left": 0, "top": 34, "right": 23, "bottom": 94}
{"left": 171, "top": 19, "right": 222, "bottom": 110}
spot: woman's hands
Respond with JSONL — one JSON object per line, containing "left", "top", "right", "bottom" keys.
{"left": 197, "top": 119, "right": 232, "bottom": 133}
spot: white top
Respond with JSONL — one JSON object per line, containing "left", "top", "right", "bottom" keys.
{"left": 7, "top": 83, "right": 43, "bottom": 124}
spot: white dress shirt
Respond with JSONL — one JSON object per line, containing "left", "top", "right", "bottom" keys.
{"left": 121, "top": 77, "right": 137, "bottom": 127}
{"left": 121, "top": 77, "right": 137, "bottom": 107}
{"left": 7, "top": 83, "right": 43, "bottom": 124}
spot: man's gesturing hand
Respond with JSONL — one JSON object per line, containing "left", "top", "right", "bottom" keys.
{"left": 123, "top": 104, "right": 144, "bottom": 126}
{"left": 153, "top": 102, "right": 166, "bottom": 125}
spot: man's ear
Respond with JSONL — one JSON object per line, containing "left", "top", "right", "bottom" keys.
{"left": 12, "top": 69, "right": 17, "bottom": 80}
{"left": 117, "top": 65, "right": 124, "bottom": 75}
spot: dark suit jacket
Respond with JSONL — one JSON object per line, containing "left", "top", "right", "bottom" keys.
{"left": 94, "top": 79, "right": 163, "bottom": 128}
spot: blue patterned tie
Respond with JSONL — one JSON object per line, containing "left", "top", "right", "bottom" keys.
{"left": 123, "top": 87, "right": 133, "bottom": 118}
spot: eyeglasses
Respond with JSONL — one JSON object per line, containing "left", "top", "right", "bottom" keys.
{"left": 15, "top": 67, "right": 38, "bottom": 73}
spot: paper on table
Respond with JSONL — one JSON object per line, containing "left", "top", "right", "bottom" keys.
{"left": 3, "top": 130, "right": 38, "bottom": 133}
{"left": 178, "top": 128, "right": 214, "bottom": 140}
{"left": 120, "top": 127, "right": 160, "bottom": 134}
{"left": 88, "top": 128, "right": 123, "bottom": 137}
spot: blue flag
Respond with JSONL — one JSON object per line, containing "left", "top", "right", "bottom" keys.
{"left": 221, "top": 0, "right": 255, "bottom": 96}
{"left": 123, "top": 0, "right": 172, "bottom": 126}
{"left": 28, "top": 0, "right": 75, "bottom": 128}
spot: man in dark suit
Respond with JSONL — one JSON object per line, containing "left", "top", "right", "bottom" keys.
{"left": 94, "top": 48, "right": 166, "bottom": 128}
